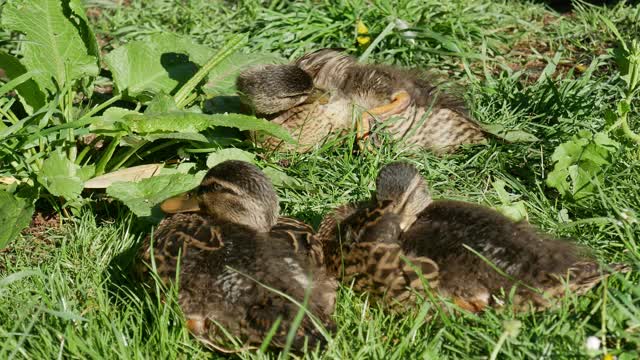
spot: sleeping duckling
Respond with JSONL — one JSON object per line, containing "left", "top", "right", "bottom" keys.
{"left": 368, "top": 162, "right": 630, "bottom": 312}
{"left": 236, "top": 64, "right": 316, "bottom": 116}
{"left": 237, "top": 49, "right": 488, "bottom": 153}
{"left": 137, "top": 161, "right": 337, "bottom": 351}
{"left": 160, "top": 190, "right": 318, "bottom": 262}
{"left": 236, "top": 63, "right": 354, "bottom": 153}
{"left": 312, "top": 200, "right": 439, "bottom": 308}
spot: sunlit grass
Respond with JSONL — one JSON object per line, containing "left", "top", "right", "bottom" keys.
{"left": 1, "top": 0, "right": 639, "bottom": 358}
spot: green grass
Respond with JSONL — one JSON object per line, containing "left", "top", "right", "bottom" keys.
{"left": 2, "top": 0, "right": 640, "bottom": 358}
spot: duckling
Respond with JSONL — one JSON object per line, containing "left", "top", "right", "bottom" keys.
{"left": 236, "top": 64, "right": 353, "bottom": 153}
{"left": 313, "top": 201, "right": 439, "bottom": 308}
{"left": 160, "top": 190, "right": 318, "bottom": 261}
{"left": 236, "top": 49, "right": 488, "bottom": 153}
{"left": 137, "top": 161, "right": 337, "bottom": 351}
{"left": 370, "top": 162, "right": 630, "bottom": 312}
{"left": 236, "top": 64, "right": 316, "bottom": 116}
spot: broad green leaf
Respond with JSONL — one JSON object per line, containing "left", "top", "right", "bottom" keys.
{"left": 594, "top": 131, "right": 620, "bottom": 148}
{"left": 77, "top": 165, "right": 96, "bottom": 182}
{"left": 582, "top": 144, "right": 611, "bottom": 166}
{"left": 202, "top": 52, "right": 285, "bottom": 96}
{"left": 617, "top": 100, "right": 631, "bottom": 117}
{"left": 497, "top": 202, "right": 528, "bottom": 222}
{"left": 104, "top": 33, "right": 215, "bottom": 99}
{"left": 107, "top": 173, "right": 204, "bottom": 217}
{"left": 174, "top": 33, "right": 248, "bottom": 108}
{"left": 68, "top": 0, "right": 101, "bottom": 60}
{"left": 492, "top": 179, "right": 527, "bottom": 221}
{"left": 546, "top": 130, "right": 616, "bottom": 201}
{"left": 206, "top": 148, "right": 256, "bottom": 168}
{"left": 0, "top": 52, "right": 45, "bottom": 114}
{"left": 546, "top": 166, "right": 570, "bottom": 196}
{"left": 141, "top": 132, "right": 209, "bottom": 143}
{"left": 36, "top": 151, "right": 84, "bottom": 201}
{"left": 89, "top": 107, "right": 140, "bottom": 132}
{"left": 120, "top": 112, "right": 294, "bottom": 142}
{"left": 481, "top": 124, "right": 539, "bottom": 143}
{"left": 568, "top": 164, "right": 596, "bottom": 200}
{"left": 491, "top": 179, "right": 512, "bottom": 204}
{"left": 263, "top": 167, "right": 304, "bottom": 189}
{"left": 1, "top": 0, "right": 99, "bottom": 93}
{"left": 550, "top": 137, "right": 588, "bottom": 167}
{"left": 145, "top": 93, "right": 180, "bottom": 114}
{"left": 0, "top": 190, "right": 34, "bottom": 248}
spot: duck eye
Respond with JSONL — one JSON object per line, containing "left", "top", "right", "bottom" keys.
{"left": 199, "top": 182, "right": 239, "bottom": 196}
{"left": 199, "top": 182, "right": 223, "bottom": 194}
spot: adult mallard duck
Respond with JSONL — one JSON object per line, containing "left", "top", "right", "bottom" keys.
{"left": 236, "top": 48, "right": 489, "bottom": 153}
{"left": 137, "top": 160, "right": 337, "bottom": 351}
{"left": 342, "top": 161, "right": 630, "bottom": 313}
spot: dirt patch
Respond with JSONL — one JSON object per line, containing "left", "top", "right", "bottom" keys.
{"left": 21, "top": 211, "right": 61, "bottom": 241}
{"left": 0, "top": 212, "right": 61, "bottom": 273}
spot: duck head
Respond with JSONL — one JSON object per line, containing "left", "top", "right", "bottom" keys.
{"left": 374, "top": 162, "right": 432, "bottom": 231}
{"left": 236, "top": 64, "right": 314, "bottom": 115}
{"left": 160, "top": 160, "right": 279, "bottom": 232}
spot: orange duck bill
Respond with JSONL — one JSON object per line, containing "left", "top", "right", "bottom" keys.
{"left": 160, "top": 192, "right": 200, "bottom": 213}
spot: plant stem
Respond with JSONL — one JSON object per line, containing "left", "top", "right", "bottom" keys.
{"left": 75, "top": 143, "right": 93, "bottom": 165}
{"left": 95, "top": 135, "right": 121, "bottom": 176}
{"left": 173, "top": 33, "right": 248, "bottom": 109}
{"left": 620, "top": 115, "right": 640, "bottom": 145}
{"left": 358, "top": 21, "right": 396, "bottom": 62}
{"left": 601, "top": 277, "right": 609, "bottom": 356}
{"left": 109, "top": 140, "right": 148, "bottom": 172}
{"left": 134, "top": 139, "right": 180, "bottom": 159}
{"left": 79, "top": 94, "right": 123, "bottom": 120}
{"left": 489, "top": 331, "right": 509, "bottom": 360}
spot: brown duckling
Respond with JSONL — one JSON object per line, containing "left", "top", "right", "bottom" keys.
{"left": 236, "top": 63, "right": 353, "bottom": 153}
{"left": 370, "top": 162, "right": 630, "bottom": 312}
{"left": 160, "top": 190, "right": 318, "bottom": 262}
{"left": 236, "top": 64, "right": 316, "bottom": 116}
{"left": 137, "top": 160, "right": 337, "bottom": 351}
{"left": 236, "top": 48, "right": 488, "bottom": 153}
{"left": 313, "top": 200, "right": 439, "bottom": 308}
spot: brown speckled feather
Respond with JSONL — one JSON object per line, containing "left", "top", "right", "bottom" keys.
{"left": 251, "top": 95, "right": 354, "bottom": 153}
{"left": 369, "top": 162, "right": 631, "bottom": 313}
{"left": 236, "top": 49, "right": 490, "bottom": 154}
{"left": 136, "top": 161, "right": 337, "bottom": 352}
{"left": 402, "top": 200, "right": 631, "bottom": 312}
{"left": 138, "top": 213, "right": 336, "bottom": 350}
{"left": 314, "top": 201, "right": 439, "bottom": 308}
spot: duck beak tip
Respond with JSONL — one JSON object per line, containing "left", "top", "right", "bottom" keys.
{"left": 160, "top": 194, "right": 200, "bottom": 213}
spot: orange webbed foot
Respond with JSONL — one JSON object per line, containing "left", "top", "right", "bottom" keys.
{"left": 356, "top": 90, "right": 412, "bottom": 150}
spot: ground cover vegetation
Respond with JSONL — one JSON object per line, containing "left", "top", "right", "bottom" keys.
{"left": 1, "top": 0, "right": 639, "bottom": 358}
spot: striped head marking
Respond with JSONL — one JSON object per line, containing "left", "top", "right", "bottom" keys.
{"left": 375, "top": 162, "right": 431, "bottom": 230}
{"left": 236, "top": 64, "right": 314, "bottom": 115}
{"left": 197, "top": 160, "right": 279, "bottom": 231}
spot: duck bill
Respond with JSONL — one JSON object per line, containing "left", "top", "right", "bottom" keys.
{"left": 160, "top": 192, "right": 200, "bottom": 213}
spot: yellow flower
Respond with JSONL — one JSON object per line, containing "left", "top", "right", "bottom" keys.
{"left": 356, "top": 20, "right": 370, "bottom": 46}
{"left": 575, "top": 64, "right": 588, "bottom": 73}
{"left": 602, "top": 354, "right": 616, "bottom": 360}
